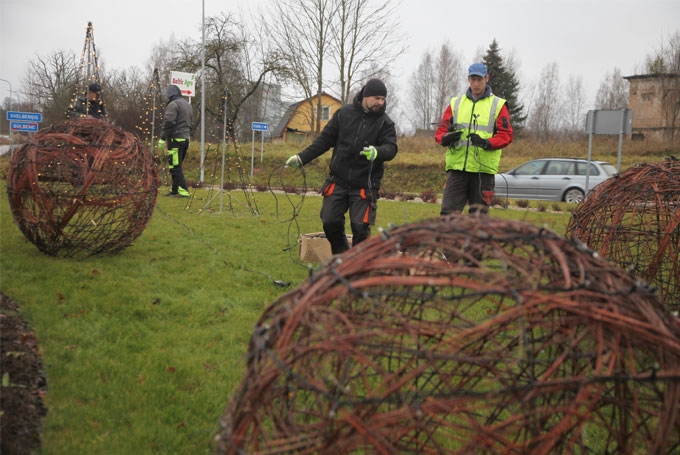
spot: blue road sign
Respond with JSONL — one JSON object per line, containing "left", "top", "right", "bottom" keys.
{"left": 7, "top": 111, "right": 43, "bottom": 122}
{"left": 251, "top": 122, "right": 268, "bottom": 131}
{"left": 10, "top": 121, "right": 39, "bottom": 132}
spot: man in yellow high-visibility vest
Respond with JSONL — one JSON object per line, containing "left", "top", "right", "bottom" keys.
{"left": 435, "top": 63, "right": 513, "bottom": 215}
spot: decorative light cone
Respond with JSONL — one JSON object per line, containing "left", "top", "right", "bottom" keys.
{"left": 566, "top": 158, "right": 680, "bottom": 313}
{"left": 7, "top": 118, "right": 160, "bottom": 258}
{"left": 216, "top": 214, "right": 680, "bottom": 455}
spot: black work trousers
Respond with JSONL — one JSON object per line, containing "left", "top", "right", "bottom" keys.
{"left": 168, "top": 138, "right": 189, "bottom": 195}
{"left": 320, "top": 181, "right": 377, "bottom": 255}
{"left": 440, "top": 170, "right": 495, "bottom": 215}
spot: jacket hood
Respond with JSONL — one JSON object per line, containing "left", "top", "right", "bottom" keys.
{"left": 466, "top": 85, "right": 492, "bottom": 101}
{"left": 165, "top": 85, "right": 183, "bottom": 100}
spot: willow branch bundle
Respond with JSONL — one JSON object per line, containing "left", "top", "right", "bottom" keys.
{"left": 7, "top": 118, "right": 159, "bottom": 258}
{"left": 216, "top": 214, "right": 680, "bottom": 455}
{"left": 567, "top": 158, "right": 680, "bottom": 312}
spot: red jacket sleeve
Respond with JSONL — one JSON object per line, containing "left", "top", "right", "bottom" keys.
{"left": 434, "top": 105, "right": 454, "bottom": 145}
{"left": 487, "top": 104, "right": 513, "bottom": 150}
{"left": 435, "top": 103, "right": 512, "bottom": 149}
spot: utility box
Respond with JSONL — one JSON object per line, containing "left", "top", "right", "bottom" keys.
{"left": 298, "top": 232, "right": 352, "bottom": 264}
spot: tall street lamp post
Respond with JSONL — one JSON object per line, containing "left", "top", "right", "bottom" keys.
{"left": 0, "top": 78, "right": 14, "bottom": 153}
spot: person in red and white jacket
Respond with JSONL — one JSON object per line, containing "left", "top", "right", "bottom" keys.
{"left": 435, "top": 63, "right": 513, "bottom": 215}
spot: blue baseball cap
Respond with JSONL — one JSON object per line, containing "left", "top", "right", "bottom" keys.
{"left": 468, "top": 63, "right": 488, "bottom": 77}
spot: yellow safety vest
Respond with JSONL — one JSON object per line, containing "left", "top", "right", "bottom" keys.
{"left": 446, "top": 94, "right": 506, "bottom": 174}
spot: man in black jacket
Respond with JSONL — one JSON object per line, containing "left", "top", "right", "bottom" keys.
{"left": 286, "top": 78, "right": 398, "bottom": 254}
{"left": 159, "top": 85, "right": 192, "bottom": 197}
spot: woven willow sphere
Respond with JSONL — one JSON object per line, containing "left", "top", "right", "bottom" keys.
{"left": 216, "top": 215, "right": 680, "bottom": 455}
{"left": 7, "top": 118, "right": 160, "bottom": 258}
{"left": 566, "top": 158, "right": 680, "bottom": 313}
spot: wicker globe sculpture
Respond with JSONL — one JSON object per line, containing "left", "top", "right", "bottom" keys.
{"left": 215, "top": 215, "right": 680, "bottom": 455}
{"left": 7, "top": 118, "right": 160, "bottom": 258}
{"left": 566, "top": 158, "right": 680, "bottom": 313}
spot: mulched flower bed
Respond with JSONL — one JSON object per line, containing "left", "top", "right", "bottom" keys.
{"left": 1, "top": 292, "right": 47, "bottom": 455}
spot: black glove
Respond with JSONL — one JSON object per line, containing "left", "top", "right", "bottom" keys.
{"left": 441, "top": 130, "right": 462, "bottom": 147}
{"left": 468, "top": 133, "right": 491, "bottom": 150}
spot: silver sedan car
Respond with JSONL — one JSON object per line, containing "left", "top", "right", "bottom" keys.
{"left": 494, "top": 158, "right": 618, "bottom": 203}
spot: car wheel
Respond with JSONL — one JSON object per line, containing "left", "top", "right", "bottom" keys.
{"left": 563, "top": 188, "right": 585, "bottom": 203}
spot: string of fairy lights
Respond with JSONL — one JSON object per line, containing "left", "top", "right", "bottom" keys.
{"left": 132, "top": 68, "right": 268, "bottom": 220}
{"left": 135, "top": 68, "right": 163, "bottom": 146}
{"left": 65, "top": 21, "right": 106, "bottom": 119}
{"left": 189, "top": 90, "right": 260, "bottom": 216}
{"left": 62, "top": 21, "right": 299, "bottom": 240}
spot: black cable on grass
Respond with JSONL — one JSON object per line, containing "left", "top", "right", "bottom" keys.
{"left": 267, "top": 164, "right": 314, "bottom": 273}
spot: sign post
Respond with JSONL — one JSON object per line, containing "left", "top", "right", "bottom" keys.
{"left": 586, "top": 109, "right": 632, "bottom": 187}
{"left": 9, "top": 122, "right": 39, "bottom": 133}
{"left": 170, "top": 71, "right": 196, "bottom": 98}
{"left": 7, "top": 112, "right": 43, "bottom": 155}
{"left": 8, "top": 111, "right": 43, "bottom": 123}
{"left": 250, "top": 122, "right": 268, "bottom": 177}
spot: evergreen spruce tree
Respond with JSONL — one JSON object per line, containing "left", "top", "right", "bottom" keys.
{"left": 483, "top": 39, "right": 527, "bottom": 131}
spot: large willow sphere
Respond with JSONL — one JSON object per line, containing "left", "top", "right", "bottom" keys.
{"left": 7, "top": 118, "right": 159, "bottom": 258}
{"left": 216, "top": 214, "right": 680, "bottom": 455}
{"left": 566, "top": 158, "right": 680, "bottom": 313}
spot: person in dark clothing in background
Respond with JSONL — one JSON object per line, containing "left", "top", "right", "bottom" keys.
{"left": 286, "top": 78, "right": 398, "bottom": 254}
{"left": 158, "top": 85, "right": 192, "bottom": 197}
{"left": 84, "top": 83, "right": 107, "bottom": 119}
{"left": 68, "top": 82, "right": 107, "bottom": 119}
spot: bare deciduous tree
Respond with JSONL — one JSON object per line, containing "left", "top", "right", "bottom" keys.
{"left": 104, "top": 66, "right": 150, "bottom": 133}
{"left": 644, "top": 30, "right": 680, "bottom": 74}
{"left": 528, "top": 62, "right": 560, "bottom": 137}
{"left": 408, "top": 51, "right": 435, "bottom": 131}
{"left": 408, "top": 42, "right": 463, "bottom": 132}
{"left": 264, "top": 0, "right": 404, "bottom": 136}
{"left": 22, "top": 50, "right": 80, "bottom": 123}
{"left": 562, "top": 75, "right": 588, "bottom": 135}
{"left": 594, "top": 67, "right": 629, "bottom": 109}
{"left": 331, "top": 0, "right": 405, "bottom": 103}
{"left": 164, "top": 13, "right": 289, "bottom": 142}
{"left": 435, "top": 44, "right": 464, "bottom": 120}
{"left": 265, "top": 0, "right": 336, "bottom": 135}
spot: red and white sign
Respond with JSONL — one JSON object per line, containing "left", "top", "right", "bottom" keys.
{"left": 170, "top": 71, "right": 196, "bottom": 97}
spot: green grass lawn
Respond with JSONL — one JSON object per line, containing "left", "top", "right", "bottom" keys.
{"left": 0, "top": 132, "right": 672, "bottom": 453}
{"left": 1, "top": 177, "right": 571, "bottom": 454}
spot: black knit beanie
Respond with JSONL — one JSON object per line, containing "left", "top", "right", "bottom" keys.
{"left": 363, "top": 78, "right": 387, "bottom": 97}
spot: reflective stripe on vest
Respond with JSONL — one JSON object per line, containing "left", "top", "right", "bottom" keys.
{"left": 451, "top": 95, "right": 502, "bottom": 136}
{"left": 446, "top": 94, "right": 506, "bottom": 174}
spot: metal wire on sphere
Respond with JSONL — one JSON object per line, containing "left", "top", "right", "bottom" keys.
{"left": 215, "top": 214, "right": 680, "bottom": 455}
{"left": 6, "top": 118, "right": 160, "bottom": 258}
{"left": 566, "top": 158, "right": 680, "bottom": 313}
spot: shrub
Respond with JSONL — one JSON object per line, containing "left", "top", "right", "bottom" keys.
{"left": 420, "top": 190, "right": 438, "bottom": 203}
{"left": 491, "top": 196, "right": 507, "bottom": 208}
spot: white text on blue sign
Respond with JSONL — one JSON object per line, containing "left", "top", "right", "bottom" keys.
{"left": 7, "top": 111, "right": 43, "bottom": 122}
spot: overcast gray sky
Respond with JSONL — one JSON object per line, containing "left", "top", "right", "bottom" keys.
{"left": 1, "top": 0, "right": 678, "bottom": 114}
